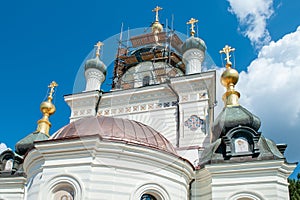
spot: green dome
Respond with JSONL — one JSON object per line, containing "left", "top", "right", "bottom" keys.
{"left": 199, "top": 135, "right": 284, "bottom": 166}
{"left": 181, "top": 36, "right": 206, "bottom": 53}
{"left": 15, "top": 131, "right": 49, "bottom": 156}
{"left": 85, "top": 56, "right": 106, "bottom": 74}
{"left": 212, "top": 105, "right": 261, "bottom": 142}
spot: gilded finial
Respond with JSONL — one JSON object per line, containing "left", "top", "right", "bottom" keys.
{"left": 95, "top": 41, "right": 104, "bottom": 58}
{"left": 48, "top": 81, "right": 58, "bottom": 100}
{"left": 187, "top": 18, "right": 198, "bottom": 37}
{"left": 36, "top": 81, "right": 58, "bottom": 136}
{"left": 219, "top": 45, "right": 235, "bottom": 68}
{"left": 151, "top": 6, "right": 163, "bottom": 33}
{"left": 219, "top": 45, "right": 240, "bottom": 107}
{"left": 152, "top": 6, "right": 163, "bottom": 22}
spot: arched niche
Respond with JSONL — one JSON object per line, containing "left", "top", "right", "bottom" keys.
{"left": 228, "top": 191, "right": 264, "bottom": 200}
{"left": 131, "top": 183, "right": 170, "bottom": 200}
{"left": 45, "top": 175, "right": 83, "bottom": 200}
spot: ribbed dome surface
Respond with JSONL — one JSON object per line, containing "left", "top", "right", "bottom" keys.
{"left": 182, "top": 36, "right": 206, "bottom": 53}
{"left": 85, "top": 57, "right": 106, "bottom": 73}
{"left": 212, "top": 105, "right": 261, "bottom": 142}
{"left": 51, "top": 116, "right": 177, "bottom": 155}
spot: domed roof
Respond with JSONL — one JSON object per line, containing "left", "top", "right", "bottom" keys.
{"left": 152, "top": 21, "right": 163, "bottom": 33}
{"left": 181, "top": 36, "right": 206, "bottom": 53}
{"left": 15, "top": 131, "right": 49, "bottom": 156}
{"left": 51, "top": 116, "right": 177, "bottom": 155}
{"left": 211, "top": 105, "right": 261, "bottom": 142}
{"left": 85, "top": 56, "right": 106, "bottom": 74}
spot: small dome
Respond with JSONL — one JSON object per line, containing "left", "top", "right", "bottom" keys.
{"left": 40, "top": 101, "right": 56, "bottom": 115}
{"left": 85, "top": 57, "right": 106, "bottom": 74}
{"left": 221, "top": 67, "right": 239, "bottom": 88}
{"left": 181, "top": 36, "right": 206, "bottom": 53}
{"left": 212, "top": 105, "right": 261, "bottom": 142}
{"left": 152, "top": 21, "right": 163, "bottom": 33}
{"left": 51, "top": 116, "right": 177, "bottom": 155}
{"left": 15, "top": 131, "right": 49, "bottom": 156}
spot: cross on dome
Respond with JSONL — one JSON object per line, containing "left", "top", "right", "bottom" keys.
{"left": 219, "top": 45, "right": 235, "bottom": 67}
{"left": 152, "top": 6, "right": 163, "bottom": 22}
{"left": 187, "top": 18, "right": 198, "bottom": 36}
{"left": 94, "top": 41, "right": 104, "bottom": 57}
{"left": 48, "top": 81, "right": 58, "bottom": 101}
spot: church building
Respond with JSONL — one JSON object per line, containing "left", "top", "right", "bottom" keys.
{"left": 0, "top": 6, "right": 296, "bottom": 200}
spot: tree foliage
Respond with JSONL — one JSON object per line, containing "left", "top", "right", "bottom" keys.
{"left": 289, "top": 173, "right": 300, "bottom": 200}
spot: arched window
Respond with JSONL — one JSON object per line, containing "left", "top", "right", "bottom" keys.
{"left": 52, "top": 185, "right": 74, "bottom": 200}
{"left": 142, "top": 76, "right": 150, "bottom": 86}
{"left": 46, "top": 175, "right": 82, "bottom": 200}
{"left": 141, "top": 194, "right": 157, "bottom": 200}
{"left": 131, "top": 183, "right": 169, "bottom": 200}
{"left": 229, "top": 192, "right": 263, "bottom": 200}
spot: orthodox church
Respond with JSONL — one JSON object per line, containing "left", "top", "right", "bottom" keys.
{"left": 0, "top": 6, "right": 296, "bottom": 200}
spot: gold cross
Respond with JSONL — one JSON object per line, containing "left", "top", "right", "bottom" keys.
{"left": 219, "top": 45, "right": 235, "bottom": 67}
{"left": 152, "top": 6, "right": 163, "bottom": 22}
{"left": 95, "top": 41, "right": 104, "bottom": 57}
{"left": 48, "top": 81, "right": 58, "bottom": 100}
{"left": 187, "top": 18, "right": 198, "bottom": 36}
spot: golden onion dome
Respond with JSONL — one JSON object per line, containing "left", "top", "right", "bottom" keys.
{"left": 152, "top": 21, "right": 163, "bottom": 33}
{"left": 221, "top": 67, "right": 239, "bottom": 88}
{"left": 40, "top": 100, "right": 56, "bottom": 115}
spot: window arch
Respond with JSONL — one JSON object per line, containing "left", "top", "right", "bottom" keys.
{"left": 131, "top": 183, "right": 170, "bottom": 200}
{"left": 45, "top": 175, "right": 82, "bottom": 200}
{"left": 52, "top": 183, "right": 74, "bottom": 200}
{"left": 228, "top": 191, "right": 264, "bottom": 200}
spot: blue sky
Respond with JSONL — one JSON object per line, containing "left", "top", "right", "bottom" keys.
{"left": 0, "top": 0, "right": 299, "bottom": 178}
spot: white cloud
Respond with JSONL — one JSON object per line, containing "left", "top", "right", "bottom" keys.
{"left": 215, "top": 26, "right": 300, "bottom": 162}
{"left": 227, "top": 0, "right": 274, "bottom": 49}
{"left": 0, "top": 143, "right": 8, "bottom": 154}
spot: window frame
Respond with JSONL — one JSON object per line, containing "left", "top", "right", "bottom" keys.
{"left": 131, "top": 183, "right": 170, "bottom": 200}
{"left": 45, "top": 175, "right": 82, "bottom": 200}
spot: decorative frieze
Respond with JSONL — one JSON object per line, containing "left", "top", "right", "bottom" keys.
{"left": 98, "top": 100, "right": 178, "bottom": 116}
{"left": 180, "top": 92, "right": 208, "bottom": 102}
{"left": 64, "top": 90, "right": 101, "bottom": 122}
{"left": 72, "top": 108, "right": 93, "bottom": 117}
{"left": 99, "top": 87, "right": 176, "bottom": 107}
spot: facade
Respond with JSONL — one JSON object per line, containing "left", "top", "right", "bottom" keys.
{"left": 0, "top": 7, "right": 296, "bottom": 200}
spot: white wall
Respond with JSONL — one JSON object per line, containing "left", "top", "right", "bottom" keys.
{"left": 0, "top": 176, "right": 26, "bottom": 200}
{"left": 24, "top": 136, "right": 194, "bottom": 200}
{"left": 192, "top": 160, "right": 295, "bottom": 200}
